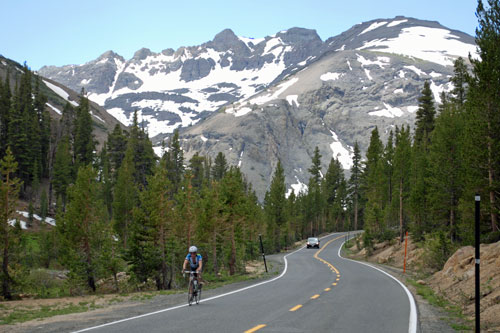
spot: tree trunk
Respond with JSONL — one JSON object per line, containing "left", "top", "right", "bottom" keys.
{"left": 229, "top": 223, "right": 236, "bottom": 276}
{"left": 2, "top": 232, "right": 11, "bottom": 299}
{"left": 354, "top": 195, "right": 359, "bottom": 231}
{"left": 487, "top": 123, "right": 499, "bottom": 232}
{"left": 212, "top": 229, "right": 218, "bottom": 274}
{"left": 399, "top": 178, "right": 403, "bottom": 241}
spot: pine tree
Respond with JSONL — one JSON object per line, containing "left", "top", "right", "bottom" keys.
{"left": 414, "top": 81, "right": 436, "bottom": 146}
{"left": 427, "top": 100, "right": 464, "bottom": 241}
{"left": 163, "top": 129, "right": 184, "bottom": 191}
{"left": 264, "top": 160, "right": 287, "bottom": 252}
{"left": 450, "top": 57, "right": 469, "bottom": 106}
{"left": 128, "top": 162, "right": 174, "bottom": 289}
{"left": 363, "top": 127, "right": 385, "bottom": 239}
{"left": 462, "top": 0, "right": 500, "bottom": 234}
{"left": 53, "top": 136, "right": 73, "bottom": 209}
{"left": 106, "top": 124, "right": 128, "bottom": 177}
{"left": 393, "top": 126, "right": 412, "bottom": 240}
{"left": 112, "top": 145, "right": 138, "bottom": 249}
{"left": 0, "top": 148, "right": 22, "bottom": 299}
{"left": 308, "top": 146, "right": 322, "bottom": 185}
{"left": 73, "top": 89, "right": 95, "bottom": 169}
{"left": 348, "top": 142, "right": 363, "bottom": 231}
{"left": 0, "top": 72, "right": 12, "bottom": 155}
{"left": 57, "top": 165, "right": 109, "bottom": 292}
{"left": 189, "top": 152, "right": 205, "bottom": 190}
{"left": 211, "top": 151, "right": 228, "bottom": 181}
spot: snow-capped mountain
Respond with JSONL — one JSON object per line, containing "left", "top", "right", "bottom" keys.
{"left": 39, "top": 27, "right": 324, "bottom": 141}
{"left": 39, "top": 16, "right": 476, "bottom": 199}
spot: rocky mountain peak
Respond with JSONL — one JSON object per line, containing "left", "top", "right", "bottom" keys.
{"left": 276, "top": 27, "right": 322, "bottom": 45}
{"left": 133, "top": 48, "right": 153, "bottom": 61}
{"left": 209, "top": 28, "right": 248, "bottom": 53}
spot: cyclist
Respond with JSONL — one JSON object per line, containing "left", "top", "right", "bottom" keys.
{"left": 183, "top": 245, "right": 203, "bottom": 284}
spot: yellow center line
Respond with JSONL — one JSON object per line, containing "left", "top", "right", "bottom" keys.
{"left": 311, "top": 294, "right": 320, "bottom": 299}
{"left": 324, "top": 288, "right": 331, "bottom": 291}
{"left": 244, "top": 324, "right": 267, "bottom": 333}
{"left": 332, "top": 283, "right": 337, "bottom": 286}
{"left": 313, "top": 235, "right": 344, "bottom": 275}
{"left": 289, "top": 304, "right": 303, "bottom": 312}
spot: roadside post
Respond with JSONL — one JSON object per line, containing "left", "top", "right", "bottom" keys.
{"left": 259, "top": 234, "right": 268, "bottom": 273}
{"left": 475, "top": 194, "right": 480, "bottom": 333}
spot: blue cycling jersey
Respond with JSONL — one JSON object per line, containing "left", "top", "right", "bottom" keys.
{"left": 186, "top": 253, "right": 202, "bottom": 270}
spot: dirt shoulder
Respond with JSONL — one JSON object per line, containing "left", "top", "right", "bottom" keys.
{"left": 344, "top": 237, "right": 500, "bottom": 332}
{"left": 0, "top": 252, "right": 285, "bottom": 333}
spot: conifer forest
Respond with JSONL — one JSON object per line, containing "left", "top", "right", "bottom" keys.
{"left": 1, "top": 1, "right": 500, "bottom": 300}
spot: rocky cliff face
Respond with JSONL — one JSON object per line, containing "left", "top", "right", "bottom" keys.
{"left": 38, "top": 17, "right": 476, "bottom": 199}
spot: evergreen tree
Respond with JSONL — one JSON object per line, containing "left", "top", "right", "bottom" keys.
{"left": 57, "top": 165, "right": 109, "bottom": 292}
{"left": 52, "top": 136, "right": 73, "bottom": 209}
{"left": 73, "top": 89, "right": 95, "bottom": 169}
{"left": 163, "top": 129, "right": 184, "bottom": 191}
{"left": 393, "top": 126, "right": 412, "bottom": 240}
{"left": 106, "top": 124, "right": 128, "bottom": 177}
{"left": 0, "top": 72, "right": 12, "bottom": 155}
{"left": 414, "top": 81, "right": 436, "bottom": 146}
{"left": 348, "top": 142, "right": 363, "bottom": 231}
{"left": 0, "top": 148, "right": 22, "bottom": 299}
{"left": 462, "top": 0, "right": 500, "bottom": 234}
{"left": 128, "top": 162, "right": 174, "bottom": 290}
{"left": 450, "top": 57, "right": 469, "bottom": 107}
{"left": 428, "top": 100, "right": 464, "bottom": 241}
{"left": 189, "top": 152, "right": 205, "bottom": 190}
{"left": 112, "top": 145, "right": 138, "bottom": 249}
{"left": 211, "top": 151, "right": 228, "bottom": 181}
{"left": 308, "top": 146, "right": 322, "bottom": 185}
{"left": 264, "top": 160, "right": 287, "bottom": 252}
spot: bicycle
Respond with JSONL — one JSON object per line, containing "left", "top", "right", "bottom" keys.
{"left": 183, "top": 271, "right": 202, "bottom": 306}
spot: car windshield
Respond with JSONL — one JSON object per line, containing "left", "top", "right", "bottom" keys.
{"left": 308, "top": 238, "right": 318, "bottom": 242}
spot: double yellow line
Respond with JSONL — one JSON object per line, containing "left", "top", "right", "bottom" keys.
{"left": 244, "top": 234, "right": 344, "bottom": 332}
{"left": 313, "top": 234, "right": 344, "bottom": 274}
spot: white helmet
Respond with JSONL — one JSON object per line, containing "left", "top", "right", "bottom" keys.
{"left": 189, "top": 246, "right": 198, "bottom": 253}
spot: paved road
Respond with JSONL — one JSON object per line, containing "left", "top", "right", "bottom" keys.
{"left": 75, "top": 233, "right": 416, "bottom": 333}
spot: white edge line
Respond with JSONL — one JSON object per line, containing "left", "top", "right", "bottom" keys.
{"left": 338, "top": 239, "right": 418, "bottom": 333}
{"left": 73, "top": 233, "right": 339, "bottom": 333}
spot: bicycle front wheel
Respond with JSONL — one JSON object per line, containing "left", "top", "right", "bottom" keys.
{"left": 188, "top": 282, "right": 194, "bottom": 306}
{"left": 195, "top": 285, "right": 201, "bottom": 304}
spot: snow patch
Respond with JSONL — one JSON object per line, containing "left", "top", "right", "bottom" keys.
{"left": 286, "top": 95, "right": 299, "bottom": 107}
{"left": 364, "top": 68, "right": 373, "bottom": 80}
{"left": 330, "top": 130, "right": 353, "bottom": 169}
{"left": 81, "top": 78, "right": 92, "bottom": 85}
{"left": 359, "top": 21, "right": 388, "bottom": 35}
{"left": 369, "top": 103, "right": 404, "bottom": 118}
{"left": 347, "top": 60, "right": 352, "bottom": 71}
{"left": 387, "top": 19, "right": 408, "bottom": 27}
{"left": 404, "top": 65, "right": 426, "bottom": 76}
{"left": 320, "top": 72, "right": 343, "bottom": 81}
{"left": 357, "top": 26, "right": 477, "bottom": 66}
{"left": 43, "top": 80, "right": 79, "bottom": 106}
{"left": 286, "top": 176, "right": 308, "bottom": 198}
{"left": 407, "top": 105, "right": 419, "bottom": 113}
{"left": 394, "top": 88, "right": 404, "bottom": 94}
{"left": 200, "top": 135, "right": 208, "bottom": 142}
{"left": 45, "top": 103, "right": 62, "bottom": 115}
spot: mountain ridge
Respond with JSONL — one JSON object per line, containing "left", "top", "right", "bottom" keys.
{"left": 37, "top": 16, "right": 476, "bottom": 199}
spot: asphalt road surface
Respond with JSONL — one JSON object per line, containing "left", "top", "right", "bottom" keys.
{"left": 75, "top": 232, "right": 417, "bottom": 333}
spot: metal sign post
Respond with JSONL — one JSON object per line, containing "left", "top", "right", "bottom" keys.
{"left": 259, "top": 234, "right": 268, "bottom": 273}
{"left": 475, "top": 194, "right": 480, "bottom": 333}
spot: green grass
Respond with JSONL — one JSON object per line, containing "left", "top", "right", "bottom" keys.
{"left": 0, "top": 303, "right": 99, "bottom": 325}
{"left": 406, "top": 279, "right": 473, "bottom": 331}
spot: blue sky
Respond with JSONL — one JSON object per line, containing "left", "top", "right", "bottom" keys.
{"left": 1, "top": 0, "right": 478, "bottom": 70}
